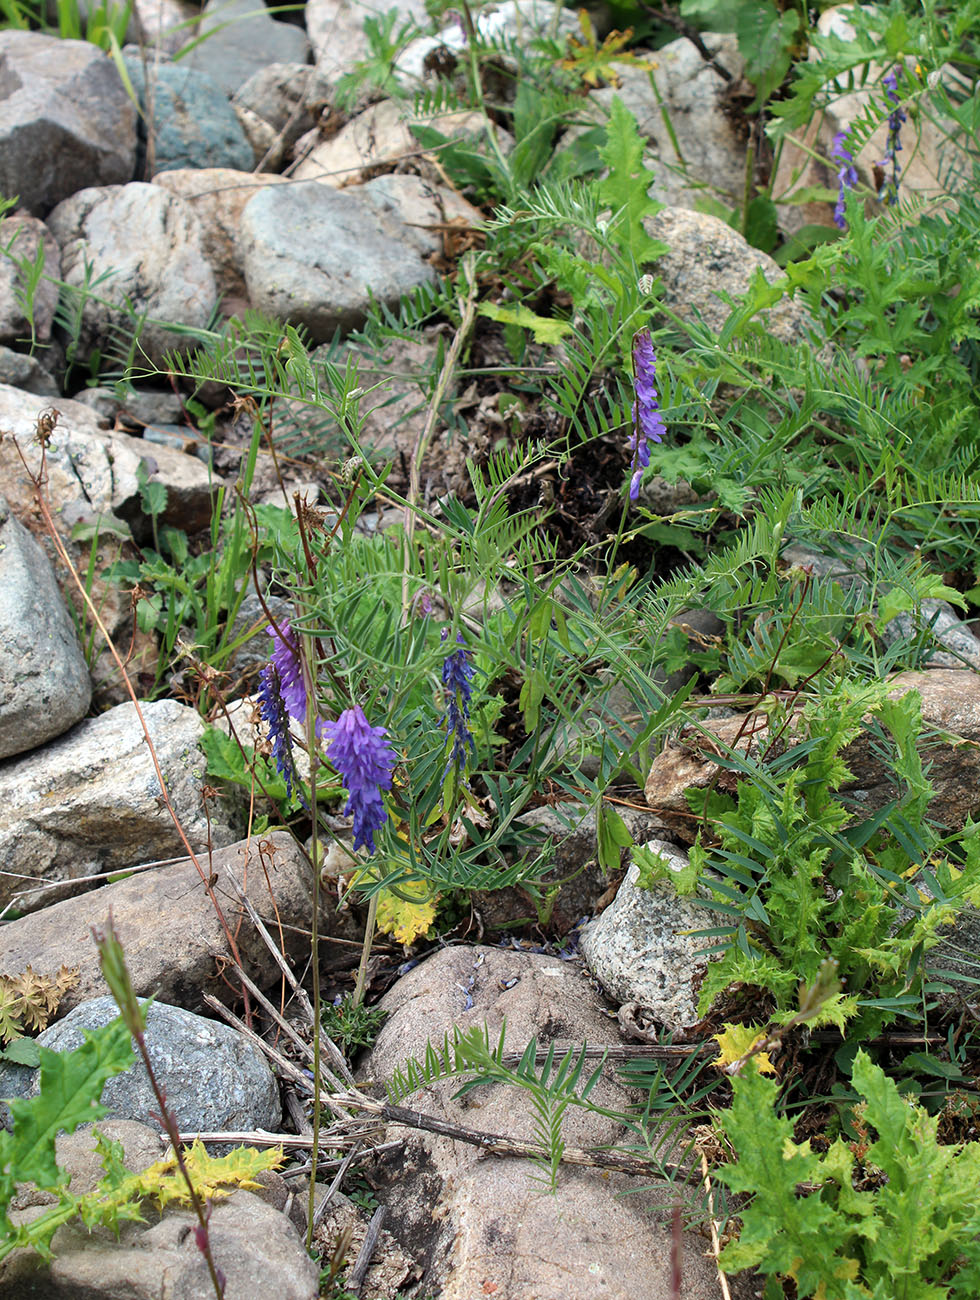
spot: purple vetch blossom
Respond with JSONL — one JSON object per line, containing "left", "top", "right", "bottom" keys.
{"left": 322, "top": 705, "right": 396, "bottom": 853}
{"left": 628, "top": 328, "right": 666, "bottom": 501}
{"left": 878, "top": 67, "right": 906, "bottom": 205}
{"left": 441, "top": 630, "right": 475, "bottom": 772}
{"left": 257, "top": 663, "right": 300, "bottom": 801}
{"left": 831, "top": 132, "right": 858, "bottom": 230}
{"left": 268, "top": 620, "right": 308, "bottom": 721}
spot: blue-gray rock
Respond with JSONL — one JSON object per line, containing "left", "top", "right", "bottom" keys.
{"left": 123, "top": 57, "right": 253, "bottom": 174}
{"left": 240, "top": 178, "right": 439, "bottom": 341}
{"left": 0, "top": 31, "right": 137, "bottom": 215}
{"left": 46, "top": 183, "right": 217, "bottom": 370}
{"left": 0, "top": 495, "right": 92, "bottom": 761}
{"left": 180, "top": 0, "right": 310, "bottom": 98}
{"left": 32, "top": 998, "right": 281, "bottom": 1134}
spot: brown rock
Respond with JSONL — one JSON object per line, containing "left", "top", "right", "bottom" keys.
{"left": 362, "top": 945, "right": 727, "bottom": 1299}
{"left": 644, "top": 670, "right": 980, "bottom": 842}
{"left": 0, "top": 833, "right": 342, "bottom": 1015}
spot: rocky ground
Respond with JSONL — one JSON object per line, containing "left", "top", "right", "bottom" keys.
{"left": 1, "top": 3, "right": 977, "bottom": 1298}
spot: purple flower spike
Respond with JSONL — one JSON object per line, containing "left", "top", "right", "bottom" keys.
{"left": 257, "top": 663, "right": 299, "bottom": 801}
{"left": 441, "top": 630, "right": 475, "bottom": 773}
{"left": 268, "top": 620, "right": 308, "bottom": 721}
{"left": 831, "top": 131, "right": 858, "bottom": 231}
{"left": 322, "top": 705, "right": 396, "bottom": 853}
{"left": 878, "top": 67, "right": 906, "bottom": 205}
{"left": 628, "top": 329, "right": 666, "bottom": 502}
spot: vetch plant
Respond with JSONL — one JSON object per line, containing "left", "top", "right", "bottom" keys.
{"left": 628, "top": 326, "right": 666, "bottom": 501}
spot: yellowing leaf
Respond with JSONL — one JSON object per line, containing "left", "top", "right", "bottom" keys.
{"left": 375, "top": 878, "right": 439, "bottom": 946}
{"left": 127, "top": 1141, "right": 284, "bottom": 1210}
{"left": 712, "top": 1023, "right": 777, "bottom": 1076}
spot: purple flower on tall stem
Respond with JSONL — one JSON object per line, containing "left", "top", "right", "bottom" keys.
{"left": 831, "top": 131, "right": 858, "bottom": 231}
{"left": 878, "top": 66, "right": 906, "bottom": 205}
{"left": 322, "top": 705, "right": 396, "bottom": 853}
{"left": 441, "top": 630, "right": 475, "bottom": 772}
{"left": 257, "top": 663, "right": 299, "bottom": 801}
{"left": 628, "top": 328, "right": 666, "bottom": 501}
{"left": 268, "top": 620, "right": 308, "bottom": 721}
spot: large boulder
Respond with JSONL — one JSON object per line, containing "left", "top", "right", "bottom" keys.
{"left": 0, "top": 833, "right": 339, "bottom": 1017}
{"left": 0, "top": 496, "right": 91, "bottom": 760}
{"left": 240, "top": 177, "right": 442, "bottom": 341}
{"left": 0, "top": 31, "right": 137, "bottom": 215}
{"left": 646, "top": 206, "right": 813, "bottom": 344}
{"left": 0, "top": 698, "right": 244, "bottom": 914}
{"left": 46, "top": 183, "right": 217, "bottom": 370}
{"left": 362, "top": 944, "right": 728, "bottom": 1299}
{"left": 30, "top": 997, "right": 281, "bottom": 1134}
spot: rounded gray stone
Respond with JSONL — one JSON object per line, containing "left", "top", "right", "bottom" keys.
{"left": 33, "top": 997, "right": 281, "bottom": 1134}
{"left": 580, "top": 839, "right": 719, "bottom": 1032}
{"left": 180, "top": 0, "right": 310, "bottom": 98}
{"left": 46, "top": 182, "right": 217, "bottom": 370}
{"left": 240, "top": 180, "right": 438, "bottom": 341}
{"left": 0, "top": 495, "right": 92, "bottom": 760}
{"left": 0, "top": 30, "right": 137, "bottom": 216}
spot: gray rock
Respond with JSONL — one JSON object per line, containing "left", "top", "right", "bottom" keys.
{"left": 231, "top": 62, "right": 327, "bottom": 170}
{"left": 0, "top": 698, "right": 243, "bottom": 914}
{"left": 0, "top": 31, "right": 137, "bottom": 216}
{"left": 127, "top": 0, "right": 199, "bottom": 55}
{"left": 46, "top": 182, "right": 217, "bottom": 370}
{"left": 152, "top": 167, "right": 291, "bottom": 307}
{"left": 589, "top": 33, "right": 745, "bottom": 211}
{"left": 0, "top": 497, "right": 92, "bottom": 759}
{"left": 307, "top": 0, "right": 429, "bottom": 79}
{"left": 0, "top": 345, "right": 59, "bottom": 396}
{"left": 181, "top": 0, "right": 310, "bottom": 97}
{"left": 0, "top": 832, "right": 343, "bottom": 1018}
{"left": 240, "top": 179, "right": 438, "bottom": 341}
{"left": 293, "top": 99, "right": 497, "bottom": 190}
{"left": 123, "top": 56, "right": 253, "bottom": 175}
{"left": 118, "top": 384, "right": 186, "bottom": 428}
{"left": 879, "top": 598, "right": 980, "bottom": 671}
{"left": 0, "top": 211, "right": 60, "bottom": 344}
{"left": 580, "top": 840, "right": 718, "bottom": 1032}
{"left": 646, "top": 206, "right": 813, "bottom": 343}
{"left": 0, "top": 381, "right": 218, "bottom": 537}
{"left": 363, "top": 944, "right": 727, "bottom": 1299}
{"left": 31, "top": 998, "right": 281, "bottom": 1133}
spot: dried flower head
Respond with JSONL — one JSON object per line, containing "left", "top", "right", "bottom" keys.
{"left": 628, "top": 328, "right": 666, "bottom": 501}
{"left": 322, "top": 705, "right": 396, "bottom": 853}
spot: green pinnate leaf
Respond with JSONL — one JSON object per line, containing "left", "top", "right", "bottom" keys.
{"left": 597, "top": 97, "right": 666, "bottom": 267}
{"left": 0, "top": 1017, "right": 133, "bottom": 1211}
